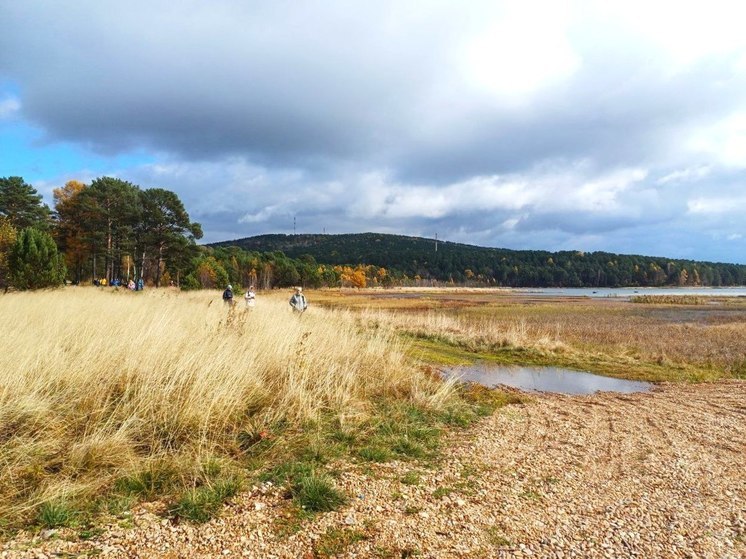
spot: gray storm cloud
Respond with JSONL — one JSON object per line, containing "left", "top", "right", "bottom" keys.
{"left": 1, "top": 0, "right": 745, "bottom": 262}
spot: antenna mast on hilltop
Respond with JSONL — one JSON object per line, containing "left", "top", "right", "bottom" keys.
{"left": 435, "top": 233, "right": 438, "bottom": 252}
{"left": 293, "top": 215, "right": 296, "bottom": 236}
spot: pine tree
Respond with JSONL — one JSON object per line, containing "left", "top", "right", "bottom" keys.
{"left": 0, "top": 218, "right": 17, "bottom": 292}
{"left": 9, "top": 228, "right": 67, "bottom": 290}
{"left": 0, "top": 176, "right": 52, "bottom": 230}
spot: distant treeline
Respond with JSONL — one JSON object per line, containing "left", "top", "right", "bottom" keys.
{"left": 211, "top": 233, "right": 746, "bottom": 288}
{"left": 2, "top": 175, "right": 745, "bottom": 290}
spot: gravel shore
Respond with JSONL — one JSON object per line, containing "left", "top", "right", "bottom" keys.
{"left": 3, "top": 380, "right": 744, "bottom": 558}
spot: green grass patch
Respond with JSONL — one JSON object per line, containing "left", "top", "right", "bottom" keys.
{"left": 295, "top": 473, "right": 347, "bottom": 512}
{"left": 432, "top": 486, "right": 454, "bottom": 499}
{"left": 37, "top": 499, "right": 77, "bottom": 529}
{"left": 272, "top": 503, "right": 314, "bottom": 537}
{"left": 260, "top": 460, "right": 315, "bottom": 486}
{"left": 260, "top": 461, "right": 347, "bottom": 513}
{"left": 485, "top": 526, "right": 511, "bottom": 546}
{"left": 358, "top": 445, "right": 392, "bottom": 462}
{"left": 518, "top": 489, "right": 542, "bottom": 501}
{"left": 171, "top": 477, "right": 241, "bottom": 523}
{"left": 406, "top": 335, "right": 478, "bottom": 365}
{"left": 400, "top": 471, "right": 421, "bottom": 486}
{"left": 78, "top": 526, "right": 105, "bottom": 540}
{"left": 114, "top": 462, "right": 179, "bottom": 499}
{"left": 102, "top": 495, "right": 136, "bottom": 516}
{"left": 330, "top": 426, "right": 358, "bottom": 446}
{"left": 391, "top": 437, "right": 427, "bottom": 459}
{"left": 314, "top": 527, "right": 368, "bottom": 557}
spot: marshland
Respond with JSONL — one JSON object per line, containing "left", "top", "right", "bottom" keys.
{"left": 1, "top": 287, "right": 744, "bottom": 557}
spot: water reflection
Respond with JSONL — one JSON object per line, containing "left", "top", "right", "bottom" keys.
{"left": 444, "top": 364, "right": 652, "bottom": 395}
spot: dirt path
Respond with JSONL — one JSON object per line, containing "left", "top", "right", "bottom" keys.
{"left": 4, "top": 381, "right": 745, "bottom": 558}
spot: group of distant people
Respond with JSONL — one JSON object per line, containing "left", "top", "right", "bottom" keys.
{"left": 221, "top": 285, "right": 308, "bottom": 313}
{"left": 94, "top": 277, "right": 144, "bottom": 290}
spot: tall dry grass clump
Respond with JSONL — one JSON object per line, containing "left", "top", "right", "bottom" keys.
{"left": 359, "top": 308, "right": 567, "bottom": 354}
{"left": 0, "top": 288, "right": 450, "bottom": 524}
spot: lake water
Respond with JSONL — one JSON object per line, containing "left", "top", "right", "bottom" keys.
{"left": 444, "top": 364, "right": 653, "bottom": 395}
{"left": 513, "top": 287, "right": 746, "bottom": 298}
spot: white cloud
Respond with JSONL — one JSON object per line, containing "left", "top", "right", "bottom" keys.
{"left": 239, "top": 205, "right": 282, "bottom": 224}
{"left": 686, "top": 112, "right": 746, "bottom": 168}
{"left": 657, "top": 165, "right": 711, "bottom": 185}
{"left": 458, "top": 3, "right": 580, "bottom": 101}
{"left": 0, "top": 96, "right": 20, "bottom": 119}
{"left": 687, "top": 196, "right": 746, "bottom": 215}
{"left": 595, "top": 0, "right": 746, "bottom": 69}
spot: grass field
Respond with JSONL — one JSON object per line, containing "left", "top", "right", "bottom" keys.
{"left": 1, "top": 286, "right": 743, "bottom": 534}
{"left": 0, "top": 287, "right": 468, "bottom": 532}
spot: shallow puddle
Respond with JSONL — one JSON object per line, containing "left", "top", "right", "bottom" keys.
{"left": 444, "top": 364, "right": 653, "bottom": 395}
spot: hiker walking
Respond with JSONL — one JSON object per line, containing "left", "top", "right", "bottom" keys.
{"left": 244, "top": 285, "right": 256, "bottom": 309}
{"left": 289, "top": 287, "right": 308, "bottom": 314}
{"left": 222, "top": 284, "right": 235, "bottom": 306}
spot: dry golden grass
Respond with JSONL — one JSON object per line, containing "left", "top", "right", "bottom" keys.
{"left": 0, "top": 287, "right": 451, "bottom": 525}
{"left": 358, "top": 308, "right": 567, "bottom": 354}
{"left": 314, "top": 288, "right": 746, "bottom": 381}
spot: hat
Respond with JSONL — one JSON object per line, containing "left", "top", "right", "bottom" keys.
{"left": 227, "top": 285, "right": 232, "bottom": 290}
{"left": 295, "top": 287, "right": 302, "bottom": 292}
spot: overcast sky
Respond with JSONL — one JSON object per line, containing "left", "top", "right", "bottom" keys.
{"left": 1, "top": 0, "right": 745, "bottom": 263}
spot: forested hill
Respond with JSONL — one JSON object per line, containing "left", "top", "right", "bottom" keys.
{"left": 209, "top": 233, "right": 746, "bottom": 287}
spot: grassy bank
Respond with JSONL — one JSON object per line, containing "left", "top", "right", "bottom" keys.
{"left": 0, "top": 288, "right": 472, "bottom": 532}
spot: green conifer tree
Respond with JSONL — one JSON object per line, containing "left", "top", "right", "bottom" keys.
{"left": 0, "top": 218, "right": 17, "bottom": 292}
{"left": 9, "top": 228, "right": 67, "bottom": 290}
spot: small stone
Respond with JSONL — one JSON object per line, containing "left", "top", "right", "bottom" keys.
{"left": 345, "top": 514, "right": 356, "bottom": 525}
{"left": 254, "top": 502, "right": 266, "bottom": 511}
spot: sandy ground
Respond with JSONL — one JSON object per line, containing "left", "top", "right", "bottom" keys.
{"left": 3, "top": 381, "right": 744, "bottom": 559}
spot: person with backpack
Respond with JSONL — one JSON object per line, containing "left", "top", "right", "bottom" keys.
{"left": 222, "top": 284, "right": 234, "bottom": 306}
